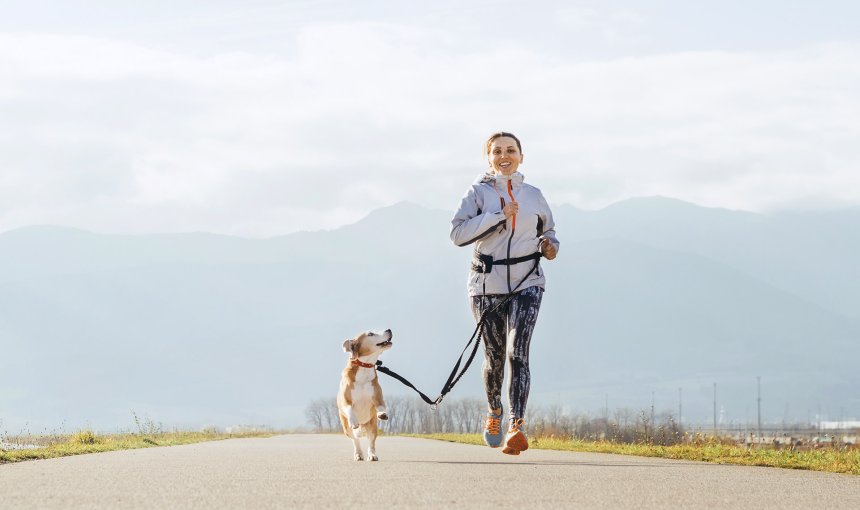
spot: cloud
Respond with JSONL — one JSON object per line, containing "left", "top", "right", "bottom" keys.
{"left": 554, "top": 5, "right": 648, "bottom": 45}
{"left": 1, "top": 22, "right": 858, "bottom": 236}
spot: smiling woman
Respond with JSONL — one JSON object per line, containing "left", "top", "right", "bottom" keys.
{"left": 450, "top": 131, "right": 560, "bottom": 456}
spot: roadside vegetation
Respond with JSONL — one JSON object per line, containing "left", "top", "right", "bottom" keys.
{"left": 307, "top": 396, "right": 860, "bottom": 475}
{"left": 409, "top": 433, "right": 860, "bottom": 475}
{"left": 1, "top": 413, "right": 277, "bottom": 464}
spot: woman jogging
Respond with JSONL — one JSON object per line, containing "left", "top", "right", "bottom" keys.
{"left": 450, "top": 132, "right": 559, "bottom": 455}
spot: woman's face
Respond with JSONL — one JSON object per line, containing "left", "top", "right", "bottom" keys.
{"left": 488, "top": 136, "right": 523, "bottom": 176}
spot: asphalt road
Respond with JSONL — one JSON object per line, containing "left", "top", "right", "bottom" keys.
{"left": 2, "top": 434, "right": 859, "bottom": 509}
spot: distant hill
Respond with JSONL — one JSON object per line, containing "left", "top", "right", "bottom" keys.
{"left": 558, "top": 197, "right": 860, "bottom": 320}
{"left": 1, "top": 199, "right": 857, "bottom": 431}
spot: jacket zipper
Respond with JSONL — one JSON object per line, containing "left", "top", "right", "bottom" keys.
{"left": 506, "top": 179, "right": 516, "bottom": 293}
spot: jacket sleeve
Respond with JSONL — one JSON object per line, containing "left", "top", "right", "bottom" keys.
{"left": 537, "top": 192, "right": 560, "bottom": 255}
{"left": 450, "top": 185, "right": 507, "bottom": 247}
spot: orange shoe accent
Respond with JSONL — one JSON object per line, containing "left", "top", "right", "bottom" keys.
{"left": 502, "top": 418, "right": 529, "bottom": 455}
{"left": 485, "top": 415, "right": 501, "bottom": 438}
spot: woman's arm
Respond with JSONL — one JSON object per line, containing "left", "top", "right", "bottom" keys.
{"left": 537, "top": 192, "right": 559, "bottom": 259}
{"left": 450, "top": 186, "right": 507, "bottom": 247}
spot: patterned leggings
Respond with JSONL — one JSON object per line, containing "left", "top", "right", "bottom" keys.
{"left": 470, "top": 285, "right": 543, "bottom": 425}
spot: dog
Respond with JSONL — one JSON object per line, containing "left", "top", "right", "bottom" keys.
{"left": 337, "top": 329, "right": 392, "bottom": 461}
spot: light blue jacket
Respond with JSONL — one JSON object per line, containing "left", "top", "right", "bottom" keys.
{"left": 450, "top": 171, "right": 559, "bottom": 296}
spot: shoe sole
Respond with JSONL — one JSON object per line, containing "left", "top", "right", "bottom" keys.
{"left": 501, "top": 446, "right": 520, "bottom": 455}
{"left": 504, "top": 431, "right": 529, "bottom": 453}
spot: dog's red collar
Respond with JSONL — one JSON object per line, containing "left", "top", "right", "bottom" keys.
{"left": 351, "top": 359, "right": 375, "bottom": 369}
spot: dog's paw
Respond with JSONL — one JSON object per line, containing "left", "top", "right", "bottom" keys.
{"left": 353, "top": 452, "right": 363, "bottom": 461}
{"left": 369, "top": 454, "right": 378, "bottom": 461}
{"left": 377, "top": 412, "right": 389, "bottom": 421}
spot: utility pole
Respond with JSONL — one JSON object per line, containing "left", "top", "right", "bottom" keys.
{"left": 678, "top": 387, "right": 683, "bottom": 431}
{"left": 713, "top": 382, "right": 717, "bottom": 437}
{"left": 605, "top": 393, "right": 609, "bottom": 422}
{"left": 651, "top": 391, "right": 655, "bottom": 435}
{"left": 605, "top": 393, "right": 609, "bottom": 437}
{"left": 757, "top": 376, "right": 762, "bottom": 442}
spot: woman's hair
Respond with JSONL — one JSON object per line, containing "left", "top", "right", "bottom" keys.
{"left": 485, "top": 132, "right": 522, "bottom": 155}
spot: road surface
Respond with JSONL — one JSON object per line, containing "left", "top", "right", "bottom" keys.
{"left": 2, "top": 434, "right": 859, "bottom": 509}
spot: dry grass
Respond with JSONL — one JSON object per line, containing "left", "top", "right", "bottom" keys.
{"left": 406, "top": 433, "right": 860, "bottom": 475}
{"left": 1, "top": 430, "right": 276, "bottom": 464}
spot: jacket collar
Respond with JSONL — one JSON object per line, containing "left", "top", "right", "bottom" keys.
{"left": 477, "top": 170, "right": 524, "bottom": 188}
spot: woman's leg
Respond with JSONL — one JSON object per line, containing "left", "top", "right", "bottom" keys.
{"left": 471, "top": 294, "right": 507, "bottom": 412}
{"left": 506, "top": 286, "right": 543, "bottom": 425}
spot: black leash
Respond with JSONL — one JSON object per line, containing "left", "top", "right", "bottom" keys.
{"left": 375, "top": 257, "right": 541, "bottom": 409}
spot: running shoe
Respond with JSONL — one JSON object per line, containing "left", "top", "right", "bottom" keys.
{"left": 502, "top": 418, "right": 529, "bottom": 455}
{"left": 482, "top": 408, "right": 504, "bottom": 448}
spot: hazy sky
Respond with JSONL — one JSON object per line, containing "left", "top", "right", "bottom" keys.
{"left": 2, "top": 1, "right": 858, "bottom": 236}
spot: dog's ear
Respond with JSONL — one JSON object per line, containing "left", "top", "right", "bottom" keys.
{"left": 342, "top": 339, "right": 354, "bottom": 355}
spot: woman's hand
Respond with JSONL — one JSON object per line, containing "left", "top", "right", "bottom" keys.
{"left": 502, "top": 201, "right": 519, "bottom": 220}
{"left": 540, "top": 239, "right": 557, "bottom": 260}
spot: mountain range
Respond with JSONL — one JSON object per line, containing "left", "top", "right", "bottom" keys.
{"left": 1, "top": 197, "right": 857, "bottom": 431}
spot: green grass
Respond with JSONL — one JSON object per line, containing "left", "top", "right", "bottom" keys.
{"left": 405, "top": 433, "right": 860, "bottom": 475}
{"left": 1, "top": 430, "right": 276, "bottom": 464}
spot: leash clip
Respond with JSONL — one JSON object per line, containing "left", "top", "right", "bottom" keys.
{"left": 430, "top": 395, "right": 445, "bottom": 411}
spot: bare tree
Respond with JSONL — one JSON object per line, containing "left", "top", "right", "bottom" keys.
{"left": 304, "top": 397, "right": 339, "bottom": 432}
{"left": 304, "top": 399, "right": 325, "bottom": 432}
{"left": 321, "top": 397, "right": 339, "bottom": 432}
{"left": 304, "top": 396, "right": 686, "bottom": 442}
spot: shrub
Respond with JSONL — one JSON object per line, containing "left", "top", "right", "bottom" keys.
{"left": 68, "top": 430, "right": 97, "bottom": 445}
